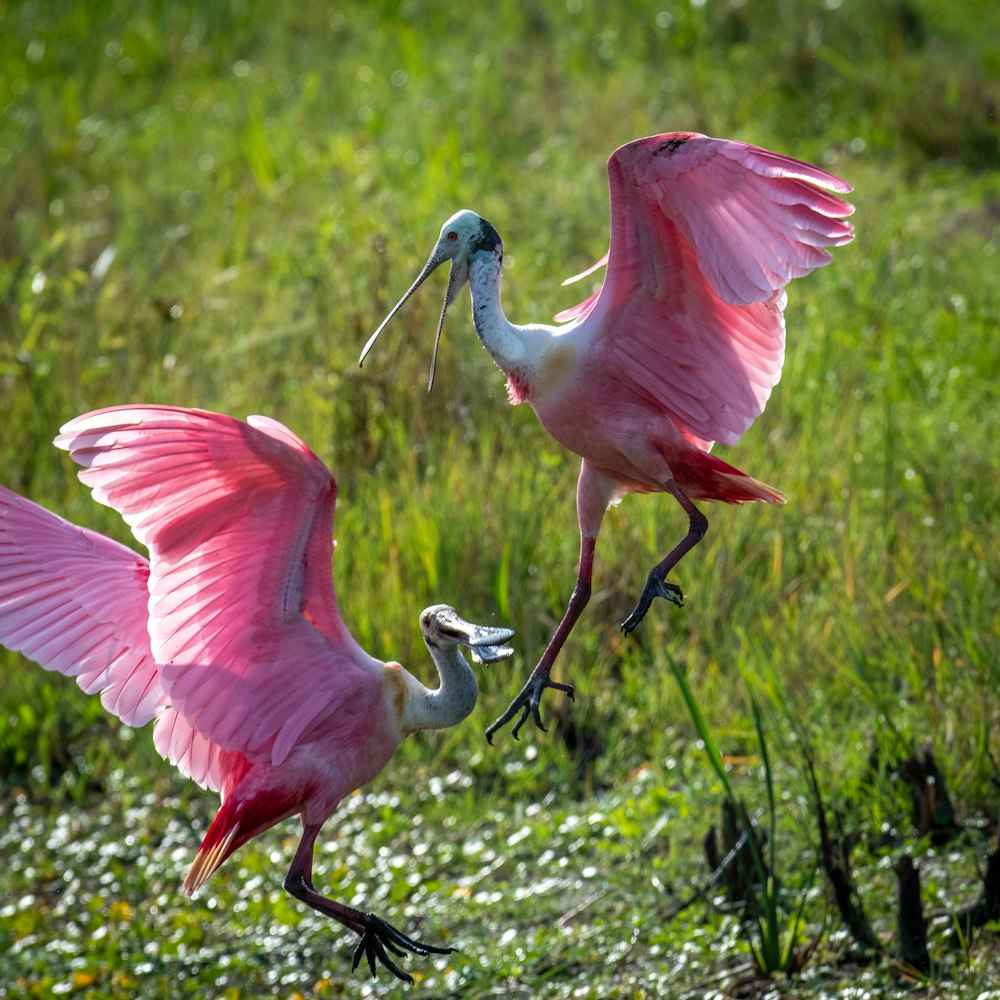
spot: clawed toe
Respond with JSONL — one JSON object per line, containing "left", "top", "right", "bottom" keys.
{"left": 351, "top": 912, "right": 453, "bottom": 983}
{"left": 486, "top": 675, "right": 575, "bottom": 743}
{"left": 621, "top": 574, "right": 684, "bottom": 635}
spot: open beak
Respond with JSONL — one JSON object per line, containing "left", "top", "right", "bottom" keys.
{"left": 436, "top": 608, "right": 515, "bottom": 665}
{"left": 467, "top": 637, "right": 516, "bottom": 665}
{"left": 358, "top": 247, "right": 469, "bottom": 392}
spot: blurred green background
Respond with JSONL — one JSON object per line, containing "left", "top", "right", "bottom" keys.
{"left": 1, "top": 1, "right": 997, "bottom": 996}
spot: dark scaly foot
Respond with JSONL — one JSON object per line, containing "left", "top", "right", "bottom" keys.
{"left": 351, "top": 912, "right": 454, "bottom": 983}
{"left": 620, "top": 572, "right": 684, "bottom": 636}
{"left": 485, "top": 672, "right": 575, "bottom": 743}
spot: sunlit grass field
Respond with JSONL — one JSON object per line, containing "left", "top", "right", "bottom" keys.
{"left": 1, "top": 1, "right": 997, "bottom": 996}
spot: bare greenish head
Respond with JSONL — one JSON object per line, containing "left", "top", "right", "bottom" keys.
{"left": 359, "top": 210, "right": 503, "bottom": 390}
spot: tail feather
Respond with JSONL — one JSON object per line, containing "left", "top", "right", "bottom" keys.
{"left": 183, "top": 783, "right": 304, "bottom": 895}
{"left": 717, "top": 471, "right": 785, "bottom": 505}
{"left": 672, "top": 448, "right": 786, "bottom": 505}
{"left": 184, "top": 803, "right": 243, "bottom": 895}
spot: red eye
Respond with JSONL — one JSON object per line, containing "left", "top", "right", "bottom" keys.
{"left": 446, "top": 231, "right": 458, "bottom": 241}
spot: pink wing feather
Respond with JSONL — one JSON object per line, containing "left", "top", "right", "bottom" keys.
{"left": 0, "top": 484, "right": 163, "bottom": 725}
{"left": 0, "top": 483, "right": 241, "bottom": 792}
{"left": 152, "top": 707, "right": 239, "bottom": 793}
{"left": 55, "top": 406, "right": 368, "bottom": 768}
{"left": 560, "top": 132, "right": 854, "bottom": 447}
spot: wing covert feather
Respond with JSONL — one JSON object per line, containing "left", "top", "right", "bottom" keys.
{"left": 0, "top": 485, "right": 164, "bottom": 726}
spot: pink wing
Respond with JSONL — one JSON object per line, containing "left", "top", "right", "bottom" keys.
{"left": 0, "top": 483, "right": 239, "bottom": 792}
{"left": 55, "top": 406, "right": 369, "bottom": 768}
{"left": 152, "top": 707, "right": 241, "bottom": 793}
{"left": 0, "top": 484, "right": 164, "bottom": 725}
{"left": 561, "top": 132, "right": 855, "bottom": 447}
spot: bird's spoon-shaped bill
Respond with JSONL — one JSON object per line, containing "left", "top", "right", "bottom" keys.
{"left": 470, "top": 642, "right": 515, "bottom": 665}
{"left": 432, "top": 608, "right": 516, "bottom": 664}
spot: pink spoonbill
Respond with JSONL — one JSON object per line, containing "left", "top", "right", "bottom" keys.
{"left": 359, "top": 131, "right": 855, "bottom": 741}
{"left": 0, "top": 405, "right": 514, "bottom": 982}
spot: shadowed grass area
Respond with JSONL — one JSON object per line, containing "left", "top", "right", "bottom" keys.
{"left": 1, "top": 0, "right": 998, "bottom": 995}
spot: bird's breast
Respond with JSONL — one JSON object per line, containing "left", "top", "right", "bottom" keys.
{"left": 538, "top": 341, "right": 578, "bottom": 389}
{"left": 382, "top": 663, "right": 410, "bottom": 728}
{"left": 517, "top": 340, "right": 580, "bottom": 404}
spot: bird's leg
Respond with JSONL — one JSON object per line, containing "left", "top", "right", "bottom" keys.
{"left": 621, "top": 480, "right": 708, "bottom": 636}
{"left": 283, "top": 822, "right": 453, "bottom": 984}
{"left": 485, "top": 535, "right": 596, "bottom": 743}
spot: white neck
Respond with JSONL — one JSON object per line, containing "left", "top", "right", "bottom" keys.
{"left": 468, "top": 250, "right": 532, "bottom": 374}
{"left": 398, "top": 646, "right": 479, "bottom": 734}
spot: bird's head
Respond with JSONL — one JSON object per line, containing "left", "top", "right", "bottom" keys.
{"left": 358, "top": 210, "right": 503, "bottom": 390}
{"left": 419, "top": 604, "right": 514, "bottom": 664}
{"left": 396, "top": 606, "right": 514, "bottom": 735}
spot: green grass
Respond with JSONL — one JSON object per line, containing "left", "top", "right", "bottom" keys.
{"left": 1, "top": 0, "right": 998, "bottom": 996}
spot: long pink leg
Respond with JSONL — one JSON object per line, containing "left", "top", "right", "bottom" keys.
{"left": 485, "top": 461, "right": 615, "bottom": 743}
{"left": 620, "top": 479, "right": 707, "bottom": 635}
{"left": 283, "top": 821, "right": 452, "bottom": 983}
{"left": 485, "top": 533, "right": 596, "bottom": 742}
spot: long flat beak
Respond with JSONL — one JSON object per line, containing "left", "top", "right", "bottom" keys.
{"left": 469, "top": 643, "right": 515, "bottom": 665}
{"left": 440, "top": 609, "right": 516, "bottom": 665}
{"left": 425, "top": 260, "right": 469, "bottom": 392}
{"left": 358, "top": 248, "right": 449, "bottom": 369}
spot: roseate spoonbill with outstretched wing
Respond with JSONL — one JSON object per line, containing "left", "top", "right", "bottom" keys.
{"left": 359, "top": 131, "right": 854, "bottom": 741}
{"left": 0, "top": 405, "right": 514, "bottom": 983}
